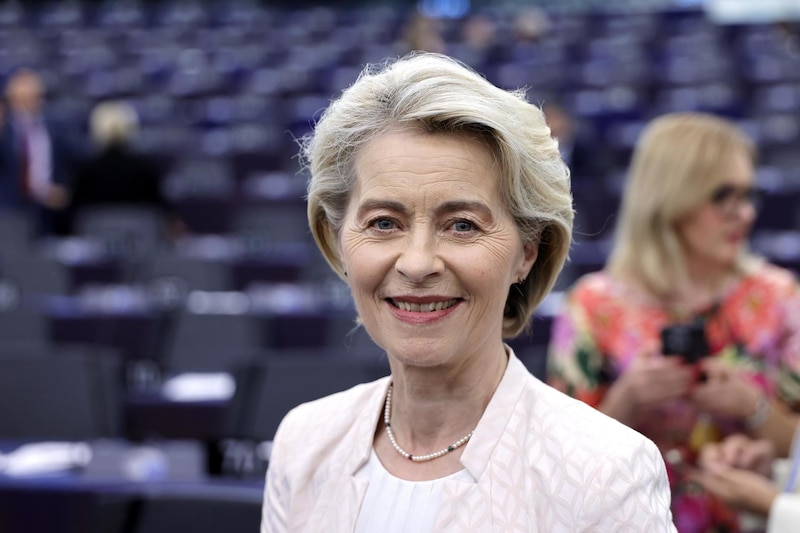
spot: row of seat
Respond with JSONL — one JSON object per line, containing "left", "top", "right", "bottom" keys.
{"left": 0, "top": 302, "right": 381, "bottom": 366}
{"left": 0, "top": 345, "right": 382, "bottom": 441}
{"left": 0, "top": 294, "right": 554, "bottom": 368}
{"left": 0, "top": 335, "right": 551, "bottom": 445}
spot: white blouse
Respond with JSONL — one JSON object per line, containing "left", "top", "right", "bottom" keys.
{"left": 354, "top": 449, "right": 472, "bottom": 533}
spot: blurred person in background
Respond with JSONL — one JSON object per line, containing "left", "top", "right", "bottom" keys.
{"left": 460, "top": 12, "right": 496, "bottom": 52}
{"left": 512, "top": 7, "right": 551, "bottom": 43}
{"left": 262, "top": 52, "right": 676, "bottom": 532}
{"left": 0, "top": 67, "right": 83, "bottom": 235}
{"left": 66, "top": 100, "right": 184, "bottom": 238}
{"left": 693, "top": 406, "right": 800, "bottom": 533}
{"left": 402, "top": 10, "right": 446, "bottom": 54}
{"left": 548, "top": 112, "right": 800, "bottom": 532}
{"left": 455, "top": 12, "right": 500, "bottom": 68}
{"left": 542, "top": 100, "right": 611, "bottom": 185}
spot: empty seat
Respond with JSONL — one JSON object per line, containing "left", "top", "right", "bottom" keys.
{"left": 73, "top": 206, "right": 170, "bottom": 260}
{"left": 161, "top": 310, "right": 262, "bottom": 372}
{"left": 137, "top": 254, "right": 232, "bottom": 292}
{"left": 228, "top": 356, "right": 389, "bottom": 441}
{"left": 0, "top": 251, "right": 71, "bottom": 295}
{"left": 0, "top": 282, "right": 50, "bottom": 350}
{"left": 0, "top": 210, "right": 35, "bottom": 252}
{"left": 0, "top": 348, "right": 123, "bottom": 441}
{"left": 49, "top": 310, "right": 162, "bottom": 363}
{"left": 233, "top": 203, "right": 312, "bottom": 246}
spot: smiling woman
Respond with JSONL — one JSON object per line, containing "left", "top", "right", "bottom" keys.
{"left": 340, "top": 131, "right": 535, "bottom": 370}
{"left": 261, "top": 52, "right": 678, "bottom": 532}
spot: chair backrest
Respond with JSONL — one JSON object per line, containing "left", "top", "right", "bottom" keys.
{"left": 233, "top": 203, "right": 312, "bottom": 247}
{"left": 0, "top": 279, "right": 50, "bottom": 349}
{"left": 73, "top": 206, "right": 168, "bottom": 260}
{"left": 0, "top": 252, "right": 71, "bottom": 295}
{"left": 137, "top": 254, "right": 232, "bottom": 292}
{"left": 0, "top": 309, "right": 50, "bottom": 351}
{"left": 162, "top": 311, "right": 262, "bottom": 372}
{"left": 0, "top": 210, "right": 34, "bottom": 252}
{"left": 0, "top": 348, "right": 123, "bottom": 441}
{"left": 228, "top": 355, "right": 389, "bottom": 441}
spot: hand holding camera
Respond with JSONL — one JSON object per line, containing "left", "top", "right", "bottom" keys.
{"left": 660, "top": 319, "right": 709, "bottom": 365}
{"left": 661, "top": 319, "right": 712, "bottom": 385}
{"left": 616, "top": 353, "right": 695, "bottom": 415}
{"left": 690, "top": 361, "right": 766, "bottom": 422}
{"left": 660, "top": 319, "right": 764, "bottom": 420}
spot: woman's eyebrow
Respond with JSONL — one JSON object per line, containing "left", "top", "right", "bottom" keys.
{"left": 434, "top": 200, "right": 492, "bottom": 219}
{"left": 356, "top": 199, "right": 409, "bottom": 218}
{"left": 355, "top": 199, "right": 493, "bottom": 219}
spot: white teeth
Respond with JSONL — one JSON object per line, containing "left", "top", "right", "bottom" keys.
{"left": 393, "top": 299, "right": 456, "bottom": 312}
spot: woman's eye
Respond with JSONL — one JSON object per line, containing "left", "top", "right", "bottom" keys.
{"left": 371, "top": 218, "right": 395, "bottom": 230}
{"left": 452, "top": 220, "right": 475, "bottom": 233}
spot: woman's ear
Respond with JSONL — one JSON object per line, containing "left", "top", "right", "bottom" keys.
{"left": 516, "top": 241, "right": 539, "bottom": 282}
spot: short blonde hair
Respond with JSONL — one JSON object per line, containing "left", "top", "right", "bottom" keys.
{"left": 304, "top": 52, "right": 573, "bottom": 337}
{"left": 90, "top": 101, "right": 139, "bottom": 147}
{"left": 606, "top": 112, "right": 758, "bottom": 298}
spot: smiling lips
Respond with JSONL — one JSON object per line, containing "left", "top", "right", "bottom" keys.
{"left": 389, "top": 298, "right": 459, "bottom": 313}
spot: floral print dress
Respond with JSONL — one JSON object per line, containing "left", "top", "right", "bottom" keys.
{"left": 548, "top": 263, "right": 800, "bottom": 533}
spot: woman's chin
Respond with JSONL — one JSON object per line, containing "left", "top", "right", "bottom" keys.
{"left": 384, "top": 341, "right": 455, "bottom": 368}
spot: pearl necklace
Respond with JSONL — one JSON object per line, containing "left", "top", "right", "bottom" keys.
{"left": 383, "top": 384, "right": 473, "bottom": 462}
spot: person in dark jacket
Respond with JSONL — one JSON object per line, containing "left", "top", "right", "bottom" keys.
{"left": 0, "top": 67, "right": 84, "bottom": 235}
{"left": 67, "top": 100, "right": 184, "bottom": 237}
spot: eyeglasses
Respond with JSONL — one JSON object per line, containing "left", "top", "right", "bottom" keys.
{"left": 709, "top": 184, "right": 764, "bottom": 215}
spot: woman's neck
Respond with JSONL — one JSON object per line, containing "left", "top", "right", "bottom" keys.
{"left": 386, "top": 346, "right": 508, "bottom": 449}
{"left": 675, "top": 259, "right": 739, "bottom": 311}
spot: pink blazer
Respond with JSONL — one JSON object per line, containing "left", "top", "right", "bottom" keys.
{"left": 262, "top": 350, "right": 677, "bottom": 532}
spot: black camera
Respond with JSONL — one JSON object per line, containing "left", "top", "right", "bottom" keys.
{"left": 660, "top": 320, "right": 709, "bottom": 363}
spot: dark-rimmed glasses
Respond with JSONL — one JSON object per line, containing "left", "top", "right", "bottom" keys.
{"left": 709, "top": 184, "right": 764, "bottom": 216}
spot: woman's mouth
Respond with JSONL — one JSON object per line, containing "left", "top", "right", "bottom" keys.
{"left": 388, "top": 298, "right": 459, "bottom": 312}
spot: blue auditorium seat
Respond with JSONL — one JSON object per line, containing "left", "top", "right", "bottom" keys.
{"left": 161, "top": 307, "right": 262, "bottom": 373}
{"left": 227, "top": 355, "right": 390, "bottom": 442}
{"left": 0, "top": 347, "right": 123, "bottom": 441}
{"left": 0, "top": 251, "right": 71, "bottom": 295}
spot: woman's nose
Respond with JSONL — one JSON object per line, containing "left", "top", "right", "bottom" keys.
{"left": 394, "top": 232, "right": 444, "bottom": 282}
{"left": 735, "top": 198, "right": 758, "bottom": 226}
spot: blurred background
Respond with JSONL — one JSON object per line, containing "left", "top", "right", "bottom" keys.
{"left": 0, "top": 0, "right": 798, "bottom": 531}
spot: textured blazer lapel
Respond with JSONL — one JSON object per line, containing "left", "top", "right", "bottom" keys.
{"left": 434, "top": 349, "right": 533, "bottom": 531}
{"left": 303, "top": 378, "right": 389, "bottom": 533}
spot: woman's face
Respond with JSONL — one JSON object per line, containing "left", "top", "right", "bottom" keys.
{"left": 339, "top": 130, "right": 537, "bottom": 368}
{"left": 675, "top": 149, "right": 757, "bottom": 274}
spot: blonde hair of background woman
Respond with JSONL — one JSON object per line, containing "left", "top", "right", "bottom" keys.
{"left": 606, "top": 112, "right": 761, "bottom": 299}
